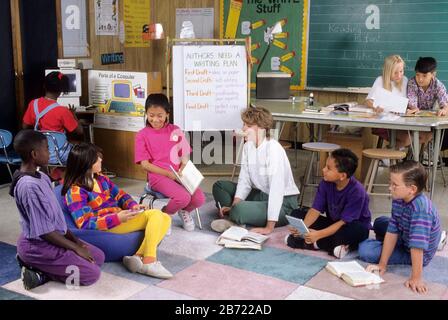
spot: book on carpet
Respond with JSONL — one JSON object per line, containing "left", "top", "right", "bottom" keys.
{"left": 216, "top": 226, "right": 269, "bottom": 250}
{"left": 170, "top": 160, "right": 204, "bottom": 195}
{"left": 325, "top": 261, "right": 385, "bottom": 287}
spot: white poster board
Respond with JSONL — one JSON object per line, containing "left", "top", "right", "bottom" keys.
{"left": 88, "top": 70, "right": 147, "bottom": 131}
{"left": 173, "top": 45, "right": 248, "bottom": 131}
{"left": 95, "top": 0, "right": 119, "bottom": 36}
{"left": 61, "top": 0, "right": 89, "bottom": 57}
{"left": 175, "top": 8, "right": 214, "bottom": 39}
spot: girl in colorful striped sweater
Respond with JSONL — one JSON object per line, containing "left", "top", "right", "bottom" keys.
{"left": 62, "top": 143, "right": 173, "bottom": 279}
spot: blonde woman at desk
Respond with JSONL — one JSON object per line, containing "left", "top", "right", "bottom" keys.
{"left": 365, "top": 54, "right": 410, "bottom": 148}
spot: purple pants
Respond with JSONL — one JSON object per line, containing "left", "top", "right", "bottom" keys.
{"left": 17, "top": 235, "right": 105, "bottom": 286}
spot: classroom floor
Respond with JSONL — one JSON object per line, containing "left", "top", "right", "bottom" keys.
{"left": 1, "top": 149, "right": 447, "bottom": 300}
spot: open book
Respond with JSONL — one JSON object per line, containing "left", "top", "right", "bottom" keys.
{"left": 170, "top": 160, "right": 204, "bottom": 195}
{"left": 325, "top": 261, "right": 385, "bottom": 287}
{"left": 216, "top": 226, "right": 269, "bottom": 250}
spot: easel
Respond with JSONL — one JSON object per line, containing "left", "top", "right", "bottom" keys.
{"left": 165, "top": 37, "right": 252, "bottom": 178}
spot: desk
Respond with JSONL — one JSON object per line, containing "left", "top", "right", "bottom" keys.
{"left": 252, "top": 98, "right": 446, "bottom": 199}
{"left": 76, "top": 110, "right": 96, "bottom": 143}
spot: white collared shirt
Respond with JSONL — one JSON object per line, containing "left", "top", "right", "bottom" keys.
{"left": 235, "top": 138, "right": 300, "bottom": 221}
{"left": 367, "top": 75, "right": 408, "bottom": 101}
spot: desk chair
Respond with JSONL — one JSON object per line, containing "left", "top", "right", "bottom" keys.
{"left": 362, "top": 148, "right": 407, "bottom": 196}
{"left": 138, "top": 183, "right": 203, "bottom": 230}
{"left": 0, "top": 129, "right": 21, "bottom": 180}
{"left": 41, "top": 131, "right": 70, "bottom": 166}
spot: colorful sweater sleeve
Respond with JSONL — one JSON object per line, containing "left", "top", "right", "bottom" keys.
{"left": 102, "top": 175, "right": 138, "bottom": 209}
{"left": 65, "top": 186, "right": 121, "bottom": 231}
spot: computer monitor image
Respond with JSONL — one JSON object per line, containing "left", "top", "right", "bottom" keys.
{"left": 45, "top": 69, "right": 82, "bottom": 97}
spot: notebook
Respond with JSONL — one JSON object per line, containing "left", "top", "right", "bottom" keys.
{"left": 216, "top": 226, "right": 269, "bottom": 250}
{"left": 372, "top": 87, "right": 409, "bottom": 114}
{"left": 170, "top": 160, "right": 204, "bottom": 195}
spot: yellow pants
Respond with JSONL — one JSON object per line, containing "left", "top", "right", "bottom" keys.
{"left": 108, "top": 209, "right": 171, "bottom": 259}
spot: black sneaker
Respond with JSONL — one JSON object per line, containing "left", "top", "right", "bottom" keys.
{"left": 21, "top": 266, "right": 48, "bottom": 290}
{"left": 284, "top": 234, "right": 316, "bottom": 250}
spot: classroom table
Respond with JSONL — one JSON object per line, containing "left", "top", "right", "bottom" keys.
{"left": 252, "top": 98, "right": 448, "bottom": 199}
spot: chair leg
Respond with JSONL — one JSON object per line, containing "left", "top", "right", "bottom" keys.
{"left": 439, "top": 154, "right": 447, "bottom": 187}
{"left": 367, "top": 160, "right": 379, "bottom": 194}
{"left": 299, "top": 151, "right": 315, "bottom": 207}
{"left": 363, "top": 159, "right": 374, "bottom": 188}
{"left": 195, "top": 208, "right": 202, "bottom": 230}
{"left": 6, "top": 164, "right": 13, "bottom": 180}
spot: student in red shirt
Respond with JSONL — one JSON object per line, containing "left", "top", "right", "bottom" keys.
{"left": 22, "top": 71, "right": 84, "bottom": 164}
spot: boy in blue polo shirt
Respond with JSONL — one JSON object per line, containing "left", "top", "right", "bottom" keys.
{"left": 359, "top": 161, "right": 441, "bottom": 294}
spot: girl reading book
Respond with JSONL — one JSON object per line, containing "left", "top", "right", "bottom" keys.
{"left": 62, "top": 143, "right": 173, "bottom": 279}
{"left": 135, "top": 93, "right": 205, "bottom": 231}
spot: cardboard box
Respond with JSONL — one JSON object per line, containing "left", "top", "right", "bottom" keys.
{"left": 256, "top": 72, "right": 290, "bottom": 99}
{"left": 148, "top": 72, "right": 162, "bottom": 94}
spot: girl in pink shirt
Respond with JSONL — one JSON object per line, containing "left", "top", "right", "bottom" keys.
{"left": 135, "top": 94, "right": 205, "bottom": 231}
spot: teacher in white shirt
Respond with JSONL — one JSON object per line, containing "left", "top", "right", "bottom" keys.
{"left": 212, "top": 106, "right": 300, "bottom": 235}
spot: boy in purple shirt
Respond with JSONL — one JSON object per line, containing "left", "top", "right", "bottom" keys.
{"left": 285, "top": 148, "right": 371, "bottom": 259}
{"left": 10, "top": 130, "right": 104, "bottom": 290}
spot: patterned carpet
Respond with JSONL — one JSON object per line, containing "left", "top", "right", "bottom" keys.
{"left": 1, "top": 198, "right": 448, "bottom": 300}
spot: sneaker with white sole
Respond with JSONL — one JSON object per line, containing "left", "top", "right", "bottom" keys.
{"left": 21, "top": 266, "right": 48, "bottom": 290}
{"left": 178, "top": 210, "right": 195, "bottom": 231}
{"left": 333, "top": 245, "right": 349, "bottom": 259}
{"left": 123, "top": 255, "right": 143, "bottom": 273}
{"left": 211, "top": 219, "right": 237, "bottom": 233}
{"left": 138, "top": 261, "right": 173, "bottom": 279}
{"left": 438, "top": 230, "right": 447, "bottom": 251}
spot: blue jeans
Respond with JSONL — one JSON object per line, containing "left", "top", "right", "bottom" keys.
{"left": 358, "top": 216, "right": 412, "bottom": 265}
{"left": 358, "top": 238, "right": 412, "bottom": 265}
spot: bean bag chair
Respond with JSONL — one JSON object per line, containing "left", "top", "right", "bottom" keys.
{"left": 53, "top": 185, "right": 144, "bottom": 262}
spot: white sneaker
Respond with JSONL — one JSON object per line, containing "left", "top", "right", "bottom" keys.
{"left": 138, "top": 261, "right": 173, "bottom": 279}
{"left": 123, "top": 256, "right": 143, "bottom": 273}
{"left": 211, "top": 219, "right": 237, "bottom": 233}
{"left": 438, "top": 230, "right": 447, "bottom": 251}
{"left": 284, "top": 234, "right": 290, "bottom": 245}
{"left": 333, "top": 245, "right": 349, "bottom": 259}
{"left": 178, "top": 210, "right": 195, "bottom": 231}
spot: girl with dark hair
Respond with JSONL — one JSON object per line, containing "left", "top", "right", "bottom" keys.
{"left": 22, "top": 71, "right": 84, "bottom": 165}
{"left": 63, "top": 143, "right": 173, "bottom": 279}
{"left": 135, "top": 93, "right": 205, "bottom": 232}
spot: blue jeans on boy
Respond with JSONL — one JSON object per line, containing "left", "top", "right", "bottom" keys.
{"left": 358, "top": 216, "right": 412, "bottom": 265}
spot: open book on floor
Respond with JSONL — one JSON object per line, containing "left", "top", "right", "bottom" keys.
{"left": 170, "top": 160, "right": 204, "bottom": 195}
{"left": 216, "top": 226, "right": 269, "bottom": 250}
{"left": 325, "top": 261, "right": 385, "bottom": 287}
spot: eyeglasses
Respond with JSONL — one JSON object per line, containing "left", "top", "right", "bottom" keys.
{"left": 389, "top": 182, "right": 407, "bottom": 189}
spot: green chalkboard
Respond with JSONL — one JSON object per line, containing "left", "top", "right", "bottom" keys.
{"left": 307, "top": 0, "right": 448, "bottom": 89}
{"left": 220, "top": 0, "right": 308, "bottom": 89}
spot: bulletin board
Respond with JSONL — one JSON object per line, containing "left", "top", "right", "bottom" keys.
{"left": 220, "top": 0, "right": 309, "bottom": 90}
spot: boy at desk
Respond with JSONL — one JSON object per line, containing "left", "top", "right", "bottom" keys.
{"left": 406, "top": 57, "right": 448, "bottom": 146}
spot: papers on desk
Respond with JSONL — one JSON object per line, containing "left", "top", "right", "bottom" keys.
{"left": 322, "top": 102, "right": 374, "bottom": 114}
{"left": 379, "top": 113, "right": 401, "bottom": 121}
{"left": 371, "top": 88, "right": 408, "bottom": 114}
